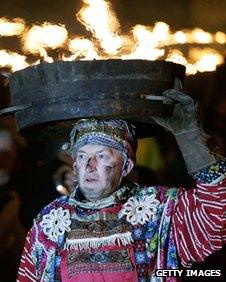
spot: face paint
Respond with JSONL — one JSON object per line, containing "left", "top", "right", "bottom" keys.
{"left": 74, "top": 144, "right": 125, "bottom": 201}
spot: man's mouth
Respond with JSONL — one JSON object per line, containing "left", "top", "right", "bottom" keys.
{"left": 85, "top": 178, "right": 99, "bottom": 182}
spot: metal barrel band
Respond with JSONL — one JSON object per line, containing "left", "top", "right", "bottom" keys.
{"left": 0, "top": 104, "right": 32, "bottom": 116}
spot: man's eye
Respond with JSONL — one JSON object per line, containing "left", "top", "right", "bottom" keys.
{"left": 77, "top": 155, "right": 86, "bottom": 159}
{"left": 97, "top": 154, "right": 105, "bottom": 159}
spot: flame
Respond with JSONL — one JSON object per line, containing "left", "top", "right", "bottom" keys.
{"left": 189, "top": 48, "right": 224, "bottom": 72}
{"left": 66, "top": 37, "right": 99, "bottom": 60}
{"left": 0, "top": 49, "right": 28, "bottom": 71}
{"left": 215, "top": 31, "right": 226, "bottom": 44}
{"left": 166, "top": 49, "right": 197, "bottom": 75}
{"left": 22, "top": 22, "right": 68, "bottom": 59}
{"left": 173, "top": 28, "right": 214, "bottom": 45}
{"left": 166, "top": 49, "right": 188, "bottom": 65}
{"left": 122, "top": 24, "right": 165, "bottom": 60}
{"left": 0, "top": 0, "right": 226, "bottom": 74}
{"left": 173, "top": 31, "right": 187, "bottom": 44}
{"left": 188, "top": 28, "right": 213, "bottom": 44}
{"left": 76, "top": 0, "right": 123, "bottom": 55}
{"left": 152, "top": 22, "right": 171, "bottom": 45}
{"left": 0, "top": 18, "right": 25, "bottom": 36}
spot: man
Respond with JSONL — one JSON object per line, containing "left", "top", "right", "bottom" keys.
{"left": 17, "top": 90, "right": 226, "bottom": 281}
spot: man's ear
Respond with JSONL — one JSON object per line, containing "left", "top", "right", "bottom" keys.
{"left": 122, "top": 159, "right": 134, "bottom": 177}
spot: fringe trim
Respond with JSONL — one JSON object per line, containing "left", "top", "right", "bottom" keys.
{"left": 64, "top": 232, "right": 133, "bottom": 251}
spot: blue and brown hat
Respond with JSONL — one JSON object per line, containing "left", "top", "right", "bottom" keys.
{"left": 70, "top": 119, "right": 137, "bottom": 162}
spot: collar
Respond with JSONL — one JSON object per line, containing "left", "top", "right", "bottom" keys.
{"left": 69, "top": 184, "right": 130, "bottom": 210}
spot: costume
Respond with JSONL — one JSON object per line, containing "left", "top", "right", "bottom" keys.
{"left": 17, "top": 114, "right": 226, "bottom": 281}
{"left": 17, "top": 160, "right": 226, "bottom": 282}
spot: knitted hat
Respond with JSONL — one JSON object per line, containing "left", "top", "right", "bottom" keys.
{"left": 70, "top": 119, "right": 137, "bottom": 161}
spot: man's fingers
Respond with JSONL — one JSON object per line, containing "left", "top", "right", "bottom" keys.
{"left": 162, "top": 89, "right": 194, "bottom": 104}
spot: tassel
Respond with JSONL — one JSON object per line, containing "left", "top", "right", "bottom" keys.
{"left": 64, "top": 232, "right": 133, "bottom": 251}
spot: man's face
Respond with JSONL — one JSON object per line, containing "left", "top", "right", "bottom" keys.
{"left": 74, "top": 144, "right": 125, "bottom": 201}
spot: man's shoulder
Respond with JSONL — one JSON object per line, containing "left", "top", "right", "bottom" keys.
{"left": 34, "top": 195, "right": 72, "bottom": 223}
{"left": 129, "top": 183, "right": 179, "bottom": 202}
{"left": 30, "top": 196, "right": 73, "bottom": 245}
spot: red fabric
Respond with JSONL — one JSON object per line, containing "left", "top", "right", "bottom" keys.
{"left": 60, "top": 245, "right": 138, "bottom": 282}
{"left": 173, "top": 179, "right": 226, "bottom": 267}
{"left": 17, "top": 230, "right": 37, "bottom": 281}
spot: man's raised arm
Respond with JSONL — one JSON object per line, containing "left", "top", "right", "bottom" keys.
{"left": 152, "top": 89, "right": 226, "bottom": 267}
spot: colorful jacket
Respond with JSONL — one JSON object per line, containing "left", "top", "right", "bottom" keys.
{"left": 17, "top": 162, "right": 226, "bottom": 282}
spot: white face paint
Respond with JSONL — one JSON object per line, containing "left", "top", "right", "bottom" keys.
{"left": 73, "top": 144, "right": 134, "bottom": 201}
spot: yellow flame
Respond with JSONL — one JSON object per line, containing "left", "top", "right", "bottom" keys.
{"left": 167, "top": 49, "right": 188, "bottom": 65}
{"left": 122, "top": 24, "right": 165, "bottom": 60}
{"left": 0, "top": 49, "right": 28, "bottom": 71}
{"left": 76, "top": 0, "right": 123, "bottom": 55}
{"left": 215, "top": 31, "right": 226, "bottom": 44}
{"left": 67, "top": 37, "right": 99, "bottom": 60}
{"left": 0, "top": 0, "right": 226, "bottom": 74}
{"left": 22, "top": 22, "right": 68, "bottom": 59}
{"left": 188, "top": 28, "right": 213, "bottom": 44}
{"left": 189, "top": 47, "right": 224, "bottom": 72}
{"left": 0, "top": 18, "right": 25, "bottom": 36}
{"left": 173, "top": 31, "right": 187, "bottom": 44}
{"left": 152, "top": 22, "right": 171, "bottom": 45}
{"left": 166, "top": 49, "right": 197, "bottom": 75}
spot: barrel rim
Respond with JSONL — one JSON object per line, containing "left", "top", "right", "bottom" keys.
{"left": 9, "top": 59, "right": 186, "bottom": 79}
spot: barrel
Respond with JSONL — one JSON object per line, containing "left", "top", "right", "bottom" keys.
{"left": 4, "top": 59, "right": 185, "bottom": 140}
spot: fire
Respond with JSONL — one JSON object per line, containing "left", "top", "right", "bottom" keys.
{"left": 188, "top": 28, "right": 213, "bottom": 44}
{"left": 76, "top": 0, "right": 123, "bottom": 55}
{"left": 215, "top": 31, "right": 226, "bottom": 44}
{"left": 189, "top": 48, "right": 224, "bottom": 72}
{"left": 173, "top": 31, "right": 187, "bottom": 44}
{"left": 0, "top": 0, "right": 226, "bottom": 75}
{"left": 0, "top": 49, "right": 28, "bottom": 71}
{"left": 122, "top": 24, "right": 165, "bottom": 60}
{"left": 166, "top": 50, "right": 198, "bottom": 75}
{"left": 66, "top": 37, "right": 99, "bottom": 60}
{"left": 0, "top": 18, "right": 25, "bottom": 36}
{"left": 22, "top": 22, "right": 68, "bottom": 59}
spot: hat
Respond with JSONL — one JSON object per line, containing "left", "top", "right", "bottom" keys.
{"left": 70, "top": 119, "right": 137, "bottom": 161}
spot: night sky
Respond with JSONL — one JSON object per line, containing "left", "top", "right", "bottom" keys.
{"left": 1, "top": 0, "right": 226, "bottom": 34}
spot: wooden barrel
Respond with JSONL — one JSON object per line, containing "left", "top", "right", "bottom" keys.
{"left": 5, "top": 59, "right": 185, "bottom": 140}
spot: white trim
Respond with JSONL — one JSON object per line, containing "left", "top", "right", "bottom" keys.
{"left": 64, "top": 231, "right": 133, "bottom": 250}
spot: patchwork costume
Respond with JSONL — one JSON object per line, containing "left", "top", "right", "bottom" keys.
{"left": 17, "top": 118, "right": 226, "bottom": 281}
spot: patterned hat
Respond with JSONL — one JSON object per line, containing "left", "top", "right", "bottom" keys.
{"left": 70, "top": 119, "right": 137, "bottom": 161}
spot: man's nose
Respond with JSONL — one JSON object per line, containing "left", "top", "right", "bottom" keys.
{"left": 86, "top": 156, "right": 97, "bottom": 172}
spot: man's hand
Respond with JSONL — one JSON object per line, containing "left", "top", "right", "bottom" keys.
{"left": 151, "top": 89, "right": 198, "bottom": 135}
{"left": 151, "top": 89, "right": 216, "bottom": 174}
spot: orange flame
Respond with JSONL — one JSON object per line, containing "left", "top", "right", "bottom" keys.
{"left": 22, "top": 22, "right": 68, "bottom": 59}
{"left": 0, "top": 49, "right": 28, "bottom": 71}
{"left": 122, "top": 24, "right": 165, "bottom": 60}
{"left": 66, "top": 37, "right": 99, "bottom": 60}
{"left": 188, "top": 28, "right": 213, "bottom": 44}
{"left": 0, "top": 18, "right": 25, "bottom": 36}
{"left": 189, "top": 48, "right": 224, "bottom": 72}
{"left": 166, "top": 50, "right": 197, "bottom": 75}
{"left": 215, "top": 31, "right": 226, "bottom": 44}
{"left": 0, "top": 0, "right": 226, "bottom": 74}
{"left": 76, "top": 0, "right": 123, "bottom": 55}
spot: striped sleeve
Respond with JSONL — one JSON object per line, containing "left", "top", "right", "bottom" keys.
{"left": 17, "top": 230, "right": 38, "bottom": 282}
{"left": 173, "top": 179, "right": 226, "bottom": 267}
